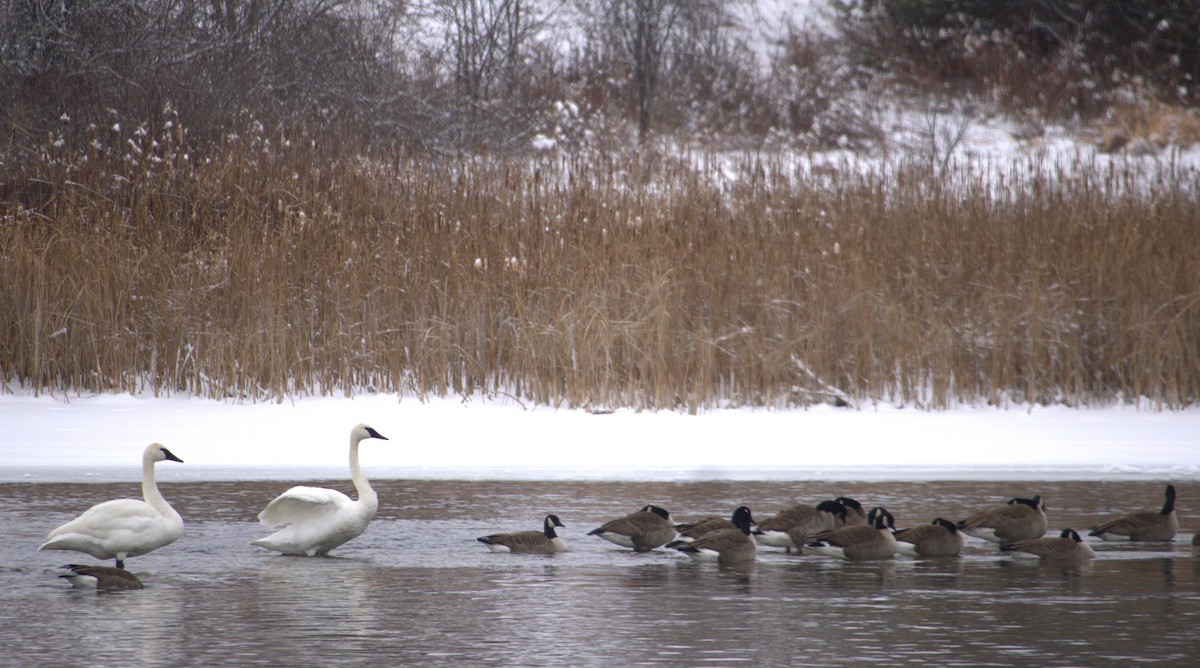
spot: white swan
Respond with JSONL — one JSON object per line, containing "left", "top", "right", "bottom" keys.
{"left": 251, "top": 423, "right": 388, "bottom": 556}
{"left": 39, "top": 443, "right": 184, "bottom": 568}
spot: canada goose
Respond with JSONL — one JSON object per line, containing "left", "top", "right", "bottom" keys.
{"left": 588, "top": 505, "right": 676, "bottom": 551}
{"left": 807, "top": 507, "right": 898, "bottom": 560}
{"left": 58, "top": 564, "right": 143, "bottom": 591}
{"left": 755, "top": 500, "right": 847, "bottom": 552}
{"left": 894, "top": 518, "right": 964, "bottom": 558}
{"left": 666, "top": 506, "right": 757, "bottom": 563}
{"left": 1002, "top": 528, "right": 1095, "bottom": 560}
{"left": 1088, "top": 484, "right": 1179, "bottom": 542}
{"left": 478, "top": 515, "right": 567, "bottom": 553}
{"left": 39, "top": 443, "right": 184, "bottom": 569}
{"left": 835, "top": 497, "right": 868, "bottom": 526}
{"left": 768, "top": 501, "right": 850, "bottom": 553}
{"left": 957, "top": 495, "right": 1047, "bottom": 544}
{"left": 252, "top": 424, "right": 388, "bottom": 556}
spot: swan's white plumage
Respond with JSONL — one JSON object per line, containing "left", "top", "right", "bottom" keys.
{"left": 39, "top": 443, "right": 184, "bottom": 568}
{"left": 256, "top": 486, "right": 348, "bottom": 526}
{"left": 251, "top": 424, "right": 387, "bottom": 557}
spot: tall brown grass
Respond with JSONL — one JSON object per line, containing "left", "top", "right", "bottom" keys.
{"left": 2, "top": 124, "right": 1198, "bottom": 409}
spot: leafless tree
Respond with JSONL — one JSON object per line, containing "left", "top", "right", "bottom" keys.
{"left": 416, "top": 0, "right": 543, "bottom": 101}
{"left": 578, "top": 0, "right": 741, "bottom": 145}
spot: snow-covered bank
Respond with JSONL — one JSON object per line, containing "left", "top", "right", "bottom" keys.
{"left": 1, "top": 393, "right": 1197, "bottom": 483}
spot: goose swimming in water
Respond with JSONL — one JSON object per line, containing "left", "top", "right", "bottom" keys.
{"left": 957, "top": 494, "right": 1047, "bottom": 544}
{"left": 666, "top": 506, "right": 757, "bottom": 563}
{"left": 1002, "top": 528, "right": 1095, "bottom": 560}
{"left": 59, "top": 564, "right": 144, "bottom": 591}
{"left": 893, "top": 518, "right": 964, "bottom": 558}
{"left": 587, "top": 505, "right": 676, "bottom": 551}
{"left": 1088, "top": 484, "right": 1178, "bottom": 542}
{"left": 477, "top": 515, "right": 568, "bottom": 553}
{"left": 754, "top": 499, "right": 847, "bottom": 552}
{"left": 252, "top": 424, "right": 388, "bottom": 556}
{"left": 674, "top": 507, "right": 757, "bottom": 542}
{"left": 39, "top": 443, "right": 184, "bottom": 569}
{"left": 806, "top": 507, "right": 898, "bottom": 561}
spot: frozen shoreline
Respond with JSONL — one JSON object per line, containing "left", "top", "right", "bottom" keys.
{"left": 2, "top": 392, "right": 1198, "bottom": 483}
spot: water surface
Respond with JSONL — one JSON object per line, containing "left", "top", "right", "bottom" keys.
{"left": 4, "top": 479, "right": 1197, "bottom": 666}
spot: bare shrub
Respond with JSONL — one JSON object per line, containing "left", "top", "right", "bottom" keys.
{"left": 833, "top": 0, "right": 1200, "bottom": 123}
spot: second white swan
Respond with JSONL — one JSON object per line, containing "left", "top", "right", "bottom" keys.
{"left": 251, "top": 423, "right": 388, "bottom": 556}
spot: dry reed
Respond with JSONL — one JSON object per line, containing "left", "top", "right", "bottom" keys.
{"left": 2, "top": 124, "right": 1198, "bottom": 410}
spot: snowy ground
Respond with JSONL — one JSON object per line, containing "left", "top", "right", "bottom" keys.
{"left": 1, "top": 393, "right": 1197, "bottom": 483}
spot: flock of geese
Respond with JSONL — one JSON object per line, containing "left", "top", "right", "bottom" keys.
{"left": 37, "top": 424, "right": 1194, "bottom": 590}
{"left": 512, "top": 483, "right": 1185, "bottom": 565}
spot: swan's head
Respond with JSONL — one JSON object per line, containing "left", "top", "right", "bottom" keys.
{"left": 352, "top": 423, "right": 389, "bottom": 442}
{"left": 146, "top": 443, "right": 184, "bottom": 464}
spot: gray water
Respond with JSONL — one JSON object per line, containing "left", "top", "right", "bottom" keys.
{"left": 3, "top": 478, "right": 1198, "bottom": 667}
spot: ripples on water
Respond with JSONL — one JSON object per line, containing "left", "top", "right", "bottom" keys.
{"left": 3, "top": 479, "right": 1198, "bottom": 666}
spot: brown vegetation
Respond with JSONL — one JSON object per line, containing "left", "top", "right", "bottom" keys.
{"left": 2, "top": 122, "right": 1197, "bottom": 409}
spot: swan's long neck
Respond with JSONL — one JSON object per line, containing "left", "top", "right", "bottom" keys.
{"left": 349, "top": 434, "right": 377, "bottom": 506}
{"left": 141, "top": 452, "right": 170, "bottom": 513}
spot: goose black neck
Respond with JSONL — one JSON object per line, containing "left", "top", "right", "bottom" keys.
{"left": 1162, "top": 485, "right": 1176, "bottom": 514}
{"left": 732, "top": 507, "right": 753, "bottom": 534}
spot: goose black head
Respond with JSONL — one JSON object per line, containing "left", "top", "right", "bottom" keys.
{"left": 816, "top": 499, "right": 847, "bottom": 521}
{"left": 870, "top": 508, "right": 895, "bottom": 530}
{"left": 933, "top": 518, "right": 958, "bottom": 533}
{"left": 1010, "top": 495, "right": 1045, "bottom": 512}
{"left": 731, "top": 506, "right": 754, "bottom": 533}
{"left": 835, "top": 497, "right": 864, "bottom": 514}
{"left": 867, "top": 506, "right": 894, "bottom": 529}
{"left": 642, "top": 505, "right": 671, "bottom": 520}
{"left": 543, "top": 514, "right": 565, "bottom": 537}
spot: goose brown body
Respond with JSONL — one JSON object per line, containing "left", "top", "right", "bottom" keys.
{"left": 1089, "top": 485, "right": 1179, "bottom": 542}
{"left": 478, "top": 515, "right": 567, "bottom": 554}
{"left": 674, "top": 516, "right": 738, "bottom": 541}
{"left": 666, "top": 506, "right": 756, "bottom": 563}
{"left": 59, "top": 564, "right": 144, "bottom": 590}
{"left": 1004, "top": 529, "right": 1095, "bottom": 560}
{"left": 958, "top": 495, "right": 1047, "bottom": 544}
{"left": 894, "top": 518, "right": 964, "bottom": 558}
{"left": 755, "top": 500, "right": 847, "bottom": 552}
{"left": 807, "top": 508, "right": 898, "bottom": 561}
{"left": 588, "top": 505, "right": 676, "bottom": 551}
